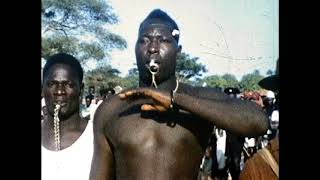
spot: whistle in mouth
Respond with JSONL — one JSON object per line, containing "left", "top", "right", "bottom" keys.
{"left": 149, "top": 59, "right": 159, "bottom": 74}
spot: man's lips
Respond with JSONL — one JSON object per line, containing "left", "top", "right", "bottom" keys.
{"left": 149, "top": 59, "right": 159, "bottom": 73}
{"left": 145, "top": 62, "right": 159, "bottom": 74}
{"left": 145, "top": 57, "right": 160, "bottom": 66}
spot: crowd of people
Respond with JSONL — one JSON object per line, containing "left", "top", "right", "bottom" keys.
{"left": 198, "top": 87, "right": 279, "bottom": 180}
{"left": 41, "top": 8, "right": 278, "bottom": 180}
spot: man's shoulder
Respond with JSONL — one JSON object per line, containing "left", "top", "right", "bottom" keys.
{"left": 92, "top": 95, "right": 125, "bottom": 128}
{"left": 94, "top": 94, "right": 143, "bottom": 118}
{"left": 96, "top": 95, "right": 123, "bottom": 112}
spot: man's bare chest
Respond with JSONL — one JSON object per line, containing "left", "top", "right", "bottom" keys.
{"left": 105, "top": 109, "right": 213, "bottom": 151}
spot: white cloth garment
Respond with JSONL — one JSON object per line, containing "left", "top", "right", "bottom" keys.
{"left": 215, "top": 129, "right": 227, "bottom": 169}
{"left": 81, "top": 103, "right": 98, "bottom": 121}
{"left": 41, "top": 98, "right": 46, "bottom": 116}
{"left": 244, "top": 137, "right": 255, "bottom": 148}
{"left": 41, "top": 121, "right": 93, "bottom": 180}
{"left": 270, "top": 110, "right": 279, "bottom": 130}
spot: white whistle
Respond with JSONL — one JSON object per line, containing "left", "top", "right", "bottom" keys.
{"left": 149, "top": 59, "right": 159, "bottom": 74}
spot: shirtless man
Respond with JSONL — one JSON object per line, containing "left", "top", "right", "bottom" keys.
{"left": 90, "top": 9, "right": 268, "bottom": 180}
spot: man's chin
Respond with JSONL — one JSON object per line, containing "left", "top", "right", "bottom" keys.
{"left": 58, "top": 113, "right": 72, "bottom": 121}
{"left": 57, "top": 110, "right": 73, "bottom": 120}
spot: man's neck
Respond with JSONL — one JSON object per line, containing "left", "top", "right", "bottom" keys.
{"left": 42, "top": 112, "right": 88, "bottom": 150}
{"left": 139, "top": 76, "right": 177, "bottom": 91}
{"left": 43, "top": 112, "right": 84, "bottom": 134}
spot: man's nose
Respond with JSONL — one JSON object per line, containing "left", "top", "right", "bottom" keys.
{"left": 54, "top": 85, "right": 66, "bottom": 95}
{"left": 148, "top": 40, "right": 159, "bottom": 54}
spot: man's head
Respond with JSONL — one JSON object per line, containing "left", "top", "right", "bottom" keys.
{"left": 85, "top": 95, "right": 93, "bottom": 108}
{"left": 42, "top": 53, "right": 84, "bottom": 120}
{"left": 205, "top": 146, "right": 212, "bottom": 158}
{"left": 105, "top": 88, "right": 115, "bottom": 97}
{"left": 99, "top": 87, "right": 115, "bottom": 99}
{"left": 135, "top": 9, "right": 182, "bottom": 86}
{"left": 89, "top": 86, "right": 95, "bottom": 95}
{"left": 42, "top": 106, "right": 48, "bottom": 117}
{"left": 264, "top": 90, "right": 275, "bottom": 106}
{"left": 224, "top": 87, "right": 240, "bottom": 98}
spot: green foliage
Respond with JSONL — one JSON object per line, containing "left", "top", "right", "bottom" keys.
{"left": 84, "top": 65, "right": 120, "bottom": 90}
{"left": 266, "top": 69, "right": 273, "bottom": 76}
{"left": 42, "top": 0, "right": 127, "bottom": 65}
{"left": 176, "top": 52, "right": 207, "bottom": 83}
{"left": 201, "top": 73, "right": 239, "bottom": 89}
{"left": 201, "top": 70, "right": 267, "bottom": 92}
{"left": 123, "top": 68, "right": 139, "bottom": 89}
{"left": 221, "top": 73, "right": 239, "bottom": 88}
{"left": 239, "top": 70, "right": 264, "bottom": 91}
{"left": 84, "top": 66, "right": 139, "bottom": 92}
{"left": 202, "top": 75, "right": 228, "bottom": 88}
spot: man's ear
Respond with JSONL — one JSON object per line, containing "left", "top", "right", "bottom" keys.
{"left": 80, "top": 83, "right": 84, "bottom": 96}
{"left": 41, "top": 84, "right": 43, "bottom": 97}
{"left": 41, "top": 81, "right": 44, "bottom": 98}
{"left": 178, "top": 45, "right": 182, "bottom": 55}
{"left": 176, "top": 45, "right": 182, "bottom": 59}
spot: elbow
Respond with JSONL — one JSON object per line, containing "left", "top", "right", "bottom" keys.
{"left": 252, "top": 114, "right": 269, "bottom": 136}
{"left": 230, "top": 115, "right": 268, "bottom": 137}
{"left": 238, "top": 111, "right": 269, "bottom": 137}
{"left": 245, "top": 104, "right": 269, "bottom": 136}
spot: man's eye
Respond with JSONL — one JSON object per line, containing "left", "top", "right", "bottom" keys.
{"left": 65, "top": 82, "right": 74, "bottom": 88}
{"left": 47, "top": 82, "right": 54, "bottom": 87}
{"left": 139, "top": 37, "right": 149, "bottom": 44}
{"left": 160, "top": 38, "right": 171, "bottom": 43}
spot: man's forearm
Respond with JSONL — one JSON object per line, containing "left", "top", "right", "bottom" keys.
{"left": 173, "top": 93, "right": 268, "bottom": 137}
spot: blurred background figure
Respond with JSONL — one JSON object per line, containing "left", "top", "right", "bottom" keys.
{"left": 87, "top": 86, "right": 96, "bottom": 100}
{"left": 199, "top": 146, "right": 214, "bottom": 180}
{"left": 240, "top": 59, "right": 279, "bottom": 180}
{"left": 41, "top": 98, "right": 47, "bottom": 122}
{"left": 113, "top": 85, "right": 123, "bottom": 94}
{"left": 96, "top": 87, "right": 116, "bottom": 106}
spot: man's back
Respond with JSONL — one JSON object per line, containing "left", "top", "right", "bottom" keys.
{"left": 98, "top": 94, "right": 213, "bottom": 180}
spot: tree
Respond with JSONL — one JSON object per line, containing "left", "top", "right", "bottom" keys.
{"left": 202, "top": 75, "right": 227, "bottom": 89}
{"left": 221, "top": 73, "right": 239, "bottom": 88}
{"left": 84, "top": 66, "right": 141, "bottom": 93}
{"left": 266, "top": 69, "right": 273, "bottom": 76}
{"left": 84, "top": 65, "right": 121, "bottom": 92}
{"left": 123, "top": 68, "right": 139, "bottom": 89}
{"left": 42, "top": 0, "right": 127, "bottom": 65}
{"left": 253, "top": 70, "right": 260, "bottom": 75}
{"left": 200, "top": 73, "right": 239, "bottom": 89}
{"left": 239, "top": 70, "right": 265, "bottom": 91}
{"left": 176, "top": 52, "right": 207, "bottom": 83}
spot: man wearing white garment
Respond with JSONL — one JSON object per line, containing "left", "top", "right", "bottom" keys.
{"left": 41, "top": 53, "right": 93, "bottom": 180}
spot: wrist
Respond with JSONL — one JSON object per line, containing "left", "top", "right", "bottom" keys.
{"left": 170, "top": 90, "right": 179, "bottom": 111}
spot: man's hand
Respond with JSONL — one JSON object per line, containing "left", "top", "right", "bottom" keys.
{"left": 253, "top": 96, "right": 264, "bottom": 108}
{"left": 119, "top": 88, "right": 171, "bottom": 112}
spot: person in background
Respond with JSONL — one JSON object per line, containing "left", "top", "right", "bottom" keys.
{"left": 240, "top": 59, "right": 279, "bottom": 180}
{"left": 41, "top": 53, "right": 94, "bottom": 180}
